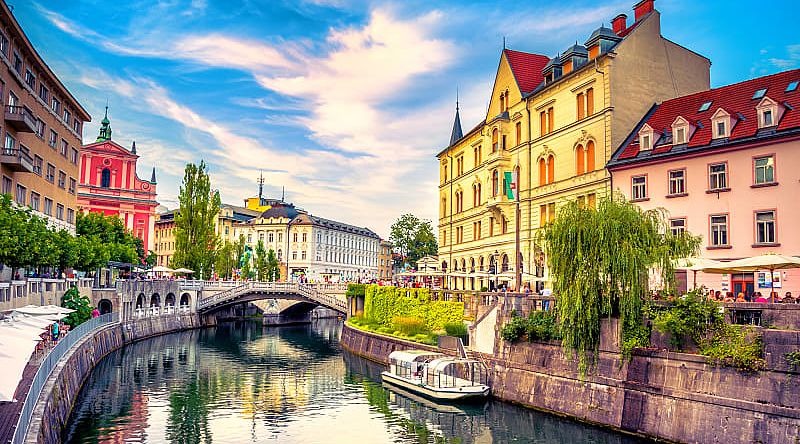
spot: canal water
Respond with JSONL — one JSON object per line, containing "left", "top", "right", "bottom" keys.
{"left": 64, "top": 320, "right": 653, "bottom": 443}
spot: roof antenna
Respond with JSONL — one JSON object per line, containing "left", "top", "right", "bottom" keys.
{"left": 281, "top": 186, "right": 285, "bottom": 202}
{"left": 257, "top": 170, "right": 264, "bottom": 201}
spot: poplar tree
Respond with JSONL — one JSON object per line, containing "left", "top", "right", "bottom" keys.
{"left": 542, "top": 194, "right": 700, "bottom": 375}
{"left": 172, "top": 161, "right": 221, "bottom": 278}
{"left": 254, "top": 239, "right": 267, "bottom": 281}
{"left": 266, "top": 249, "right": 280, "bottom": 282}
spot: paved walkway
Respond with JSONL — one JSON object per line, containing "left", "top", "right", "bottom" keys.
{"left": 0, "top": 353, "right": 42, "bottom": 444}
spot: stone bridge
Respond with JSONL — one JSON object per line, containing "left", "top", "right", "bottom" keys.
{"left": 111, "top": 280, "right": 349, "bottom": 325}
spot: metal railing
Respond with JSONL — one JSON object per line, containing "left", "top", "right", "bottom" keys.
{"left": 13, "top": 312, "right": 119, "bottom": 444}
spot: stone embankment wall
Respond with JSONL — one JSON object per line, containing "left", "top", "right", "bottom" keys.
{"left": 341, "top": 323, "right": 800, "bottom": 444}
{"left": 26, "top": 314, "right": 201, "bottom": 444}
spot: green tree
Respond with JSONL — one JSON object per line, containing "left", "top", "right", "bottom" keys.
{"left": 254, "top": 239, "right": 268, "bottom": 281}
{"left": 76, "top": 211, "right": 144, "bottom": 265}
{"left": 145, "top": 250, "right": 157, "bottom": 268}
{"left": 541, "top": 195, "right": 700, "bottom": 375}
{"left": 214, "top": 241, "right": 236, "bottom": 280}
{"left": 266, "top": 249, "right": 280, "bottom": 282}
{"left": 61, "top": 286, "right": 93, "bottom": 328}
{"left": 172, "top": 161, "right": 221, "bottom": 279}
{"left": 389, "top": 214, "right": 438, "bottom": 269}
{"left": 0, "top": 195, "right": 40, "bottom": 277}
{"left": 72, "top": 235, "right": 109, "bottom": 272}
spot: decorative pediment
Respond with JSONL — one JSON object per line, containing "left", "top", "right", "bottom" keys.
{"left": 756, "top": 96, "right": 784, "bottom": 128}
{"left": 711, "top": 107, "right": 731, "bottom": 120}
{"left": 83, "top": 140, "right": 137, "bottom": 158}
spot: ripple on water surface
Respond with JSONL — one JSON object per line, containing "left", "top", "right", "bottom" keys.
{"left": 64, "top": 319, "right": 654, "bottom": 443}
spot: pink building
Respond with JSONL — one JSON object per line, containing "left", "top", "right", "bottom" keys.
{"left": 608, "top": 69, "right": 800, "bottom": 297}
{"left": 77, "top": 110, "right": 159, "bottom": 252}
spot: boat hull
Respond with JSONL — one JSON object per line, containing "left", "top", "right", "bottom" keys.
{"left": 381, "top": 371, "right": 490, "bottom": 401}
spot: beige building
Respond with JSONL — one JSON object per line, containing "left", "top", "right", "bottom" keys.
{"left": 437, "top": 0, "right": 710, "bottom": 291}
{"left": 0, "top": 0, "right": 90, "bottom": 233}
{"left": 378, "top": 240, "right": 393, "bottom": 280}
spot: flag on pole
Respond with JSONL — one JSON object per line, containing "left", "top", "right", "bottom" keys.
{"left": 504, "top": 171, "right": 518, "bottom": 201}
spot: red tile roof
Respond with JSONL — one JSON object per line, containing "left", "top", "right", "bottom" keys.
{"left": 614, "top": 69, "right": 800, "bottom": 162}
{"left": 503, "top": 49, "right": 550, "bottom": 95}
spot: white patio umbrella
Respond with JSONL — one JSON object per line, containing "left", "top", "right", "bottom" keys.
{"left": 703, "top": 254, "right": 800, "bottom": 301}
{"left": 0, "top": 335, "right": 41, "bottom": 401}
{"left": 173, "top": 268, "right": 194, "bottom": 274}
{"left": 673, "top": 257, "right": 727, "bottom": 288}
{"left": 151, "top": 265, "right": 174, "bottom": 273}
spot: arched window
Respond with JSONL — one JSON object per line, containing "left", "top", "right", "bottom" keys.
{"left": 547, "top": 154, "right": 555, "bottom": 184}
{"left": 499, "top": 94, "right": 505, "bottom": 114}
{"left": 470, "top": 257, "right": 475, "bottom": 272}
{"left": 492, "top": 128, "right": 499, "bottom": 152}
{"left": 442, "top": 260, "right": 448, "bottom": 271}
{"left": 575, "top": 144, "right": 585, "bottom": 175}
{"left": 586, "top": 140, "right": 595, "bottom": 172}
{"left": 460, "top": 258, "right": 466, "bottom": 271}
{"left": 538, "top": 158, "right": 547, "bottom": 186}
{"left": 501, "top": 254, "right": 509, "bottom": 272}
{"left": 101, "top": 168, "right": 111, "bottom": 188}
{"left": 479, "top": 256, "right": 484, "bottom": 271}
{"left": 476, "top": 183, "right": 481, "bottom": 204}
{"left": 492, "top": 170, "right": 499, "bottom": 196}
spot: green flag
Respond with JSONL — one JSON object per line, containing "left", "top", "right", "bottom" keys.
{"left": 504, "top": 171, "right": 518, "bottom": 200}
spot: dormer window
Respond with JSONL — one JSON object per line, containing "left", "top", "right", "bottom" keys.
{"left": 716, "top": 121, "right": 726, "bottom": 137}
{"left": 671, "top": 116, "right": 692, "bottom": 145}
{"left": 711, "top": 108, "right": 733, "bottom": 139}
{"left": 756, "top": 96, "right": 782, "bottom": 129}
{"left": 638, "top": 123, "right": 655, "bottom": 151}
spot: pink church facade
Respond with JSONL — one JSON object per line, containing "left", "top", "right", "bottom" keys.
{"left": 609, "top": 69, "right": 800, "bottom": 297}
{"left": 77, "top": 112, "right": 158, "bottom": 253}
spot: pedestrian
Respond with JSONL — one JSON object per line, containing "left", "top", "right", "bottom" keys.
{"left": 51, "top": 322, "right": 59, "bottom": 343}
{"left": 91, "top": 307, "right": 100, "bottom": 318}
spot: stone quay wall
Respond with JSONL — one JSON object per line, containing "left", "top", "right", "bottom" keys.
{"left": 25, "top": 314, "right": 201, "bottom": 444}
{"left": 341, "top": 323, "right": 800, "bottom": 444}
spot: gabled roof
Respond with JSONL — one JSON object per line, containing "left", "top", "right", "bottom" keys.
{"left": 503, "top": 49, "right": 550, "bottom": 95}
{"left": 81, "top": 139, "right": 137, "bottom": 158}
{"left": 609, "top": 69, "right": 800, "bottom": 167}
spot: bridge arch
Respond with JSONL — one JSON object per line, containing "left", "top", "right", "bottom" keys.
{"left": 180, "top": 292, "right": 191, "bottom": 307}
{"left": 136, "top": 293, "right": 145, "bottom": 309}
{"left": 150, "top": 293, "right": 161, "bottom": 307}
{"left": 165, "top": 292, "right": 176, "bottom": 307}
{"left": 98, "top": 299, "right": 113, "bottom": 314}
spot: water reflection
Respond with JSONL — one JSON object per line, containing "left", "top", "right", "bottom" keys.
{"left": 65, "top": 320, "right": 651, "bottom": 443}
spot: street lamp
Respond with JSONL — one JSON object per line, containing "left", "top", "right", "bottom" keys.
{"left": 491, "top": 250, "right": 499, "bottom": 291}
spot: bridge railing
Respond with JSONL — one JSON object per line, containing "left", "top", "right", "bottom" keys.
{"left": 13, "top": 312, "right": 118, "bottom": 444}
{"left": 197, "top": 282, "right": 347, "bottom": 313}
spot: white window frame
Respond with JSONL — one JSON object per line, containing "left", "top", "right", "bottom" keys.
{"left": 668, "top": 169, "right": 686, "bottom": 195}
{"left": 632, "top": 175, "right": 647, "bottom": 200}
{"left": 711, "top": 108, "right": 732, "bottom": 139}
{"left": 710, "top": 215, "right": 729, "bottom": 246}
{"left": 709, "top": 163, "right": 728, "bottom": 190}
{"left": 638, "top": 123, "right": 654, "bottom": 151}
{"left": 754, "top": 155, "right": 775, "bottom": 185}
{"left": 755, "top": 210, "right": 776, "bottom": 245}
{"left": 669, "top": 218, "right": 686, "bottom": 236}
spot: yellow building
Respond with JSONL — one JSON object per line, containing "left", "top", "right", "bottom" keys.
{"left": 437, "top": 0, "right": 710, "bottom": 291}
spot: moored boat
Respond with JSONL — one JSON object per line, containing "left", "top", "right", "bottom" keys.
{"left": 381, "top": 350, "right": 490, "bottom": 401}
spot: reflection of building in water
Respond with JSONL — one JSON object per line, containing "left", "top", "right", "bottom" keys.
{"left": 106, "top": 392, "right": 149, "bottom": 443}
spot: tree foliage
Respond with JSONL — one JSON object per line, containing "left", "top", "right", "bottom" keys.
{"left": 61, "top": 286, "right": 93, "bottom": 328}
{"left": 172, "top": 161, "right": 221, "bottom": 278}
{"left": 266, "top": 249, "right": 280, "bottom": 282}
{"left": 254, "top": 239, "right": 268, "bottom": 281}
{"left": 541, "top": 195, "right": 700, "bottom": 375}
{"left": 389, "top": 214, "right": 438, "bottom": 268}
{"left": 214, "top": 240, "right": 237, "bottom": 280}
{"left": 76, "top": 211, "right": 142, "bottom": 264}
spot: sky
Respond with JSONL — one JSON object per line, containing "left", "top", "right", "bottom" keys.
{"left": 11, "top": 0, "right": 799, "bottom": 238}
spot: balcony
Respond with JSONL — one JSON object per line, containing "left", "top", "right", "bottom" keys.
{"left": 0, "top": 146, "right": 34, "bottom": 172}
{"left": 5, "top": 105, "right": 36, "bottom": 132}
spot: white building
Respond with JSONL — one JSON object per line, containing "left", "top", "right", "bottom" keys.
{"left": 233, "top": 201, "right": 380, "bottom": 282}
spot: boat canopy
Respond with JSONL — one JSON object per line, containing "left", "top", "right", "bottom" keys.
{"left": 388, "top": 350, "right": 445, "bottom": 364}
{"left": 424, "top": 357, "right": 489, "bottom": 389}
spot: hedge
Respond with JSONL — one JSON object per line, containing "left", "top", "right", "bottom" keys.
{"left": 363, "top": 285, "right": 463, "bottom": 332}
{"left": 346, "top": 283, "right": 366, "bottom": 298}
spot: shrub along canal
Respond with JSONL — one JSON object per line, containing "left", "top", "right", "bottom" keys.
{"left": 63, "top": 319, "right": 653, "bottom": 443}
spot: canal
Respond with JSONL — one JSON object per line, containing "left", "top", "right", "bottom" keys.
{"left": 64, "top": 320, "right": 653, "bottom": 443}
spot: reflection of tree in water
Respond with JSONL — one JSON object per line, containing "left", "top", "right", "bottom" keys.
{"left": 166, "top": 378, "right": 212, "bottom": 444}
{"left": 343, "top": 350, "right": 653, "bottom": 444}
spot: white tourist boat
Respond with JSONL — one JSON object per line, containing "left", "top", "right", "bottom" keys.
{"left": 381, "top": 350, "right": 490, "bottom": 401}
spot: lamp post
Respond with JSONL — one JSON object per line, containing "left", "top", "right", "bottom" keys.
{"left": 491, "top": 250, "right": 499, "bottom": 291}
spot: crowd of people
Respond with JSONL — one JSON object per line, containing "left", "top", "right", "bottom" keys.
{"left": 706, "top": 289, "right": 799, "bottom": 304}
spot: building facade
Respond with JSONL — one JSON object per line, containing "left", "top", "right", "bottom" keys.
{"left": 0, "top": 0, "right": 90, "bottom": 233}
{"left": 608, "top": 69, "right": 800, "bottom": 296}
{"left": 437, "top": 0, "right": 710, "bottom": 291}
{"left": 233, "top": 201, "right": 381, "bottom": 282}
{"left": 378, "top": 240, "right": 393, "bottom": 280}
{"left": 77, "top": 112, "right": 159, "bottom": 251}
{"left": 153, "top": 210, "right": 176, "bottom": 267}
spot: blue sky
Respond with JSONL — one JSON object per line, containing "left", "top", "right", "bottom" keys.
{"left": 13, "top": 0, "right": 799, "bottom": 237}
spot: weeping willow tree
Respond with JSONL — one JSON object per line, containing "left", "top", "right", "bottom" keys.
{"left": 541, "top": 194, "right": 700, "bottom": 375}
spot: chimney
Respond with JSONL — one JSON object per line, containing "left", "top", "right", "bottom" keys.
{"left": 634, "top": 0, "right": 654, "bottom": 22}
{"left": 612, "top": 14, "right": 627, "bottom": 35}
